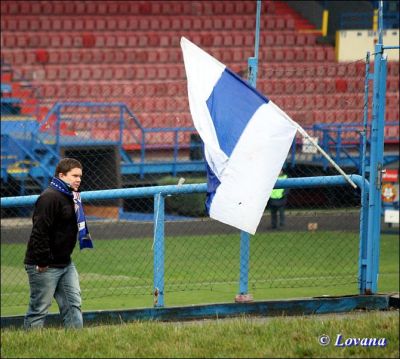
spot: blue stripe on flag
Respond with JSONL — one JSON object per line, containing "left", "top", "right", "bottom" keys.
{"left": 206, "top": 68, "right": 269, "bottom": 157}
{"left": 205, "top": 163, "right": 221, "bottom": 214}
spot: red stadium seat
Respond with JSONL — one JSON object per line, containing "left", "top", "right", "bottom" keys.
{"left": 262, "top": 33, "right": 273, "bottom": 47}
{"left": 46, "top": 67, "right": 58, "bottom": 81}
{"left": 387, "top": 76, "right": 400, "bottom": 92}
{"left": 388, "top": 62, "right": 399, "bottom": 76}
{"left": 315, "top": 47, "right": 325, "bottom": 62}
{"left": 295, "top": 33, "right": 307, "bottom": 46}
{"left": 82, "top": 33, "right": 96, "bottom": 48}
{"left": 275, "top": 33, "right": 285, "bottom": 46}
{"left": 264, "top": 17, "right": 276, "bottom": 30}
{"left": 313, "top": 95, "right": 325, "bottom": 110}
{"left": 325, "top": 48, "right": 336, "bottom": 62}
{"left": 286, "top": 18, "right": 295, "bottom": 30}
{"left": 295, "top": 80, "right": 306, "bottom": 94}
{"left": 7, "top": 1, "right": 18, "bottom": 14}
{"left": 19, "top": 2, "right": 31, "bottom": 15}
{"left": 325, "top": 95, "right": 337, "bottom": 110}
{"left": 285, "top": 33, "right": 296, "bottom": 46}
{"left": 275, "top": 17, "right": 286, "bottom": 30}
{"left": 335, "top": 78, "right": 348, "bottom": 93}
{"left": 294, "top": 48, "right": 306, "bottom": 62}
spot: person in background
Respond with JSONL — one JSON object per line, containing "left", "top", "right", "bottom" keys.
{"left": 23, "top": 158, "right": 93, "bottom": 329}
{"left": 268, "top": 170, "right": 288, "bottom": 229}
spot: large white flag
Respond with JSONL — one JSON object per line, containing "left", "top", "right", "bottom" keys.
{"left": 181, "top": 37, "right": 297, "bottom": 234}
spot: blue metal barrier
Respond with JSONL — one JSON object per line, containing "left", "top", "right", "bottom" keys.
{"left": 289, "top": 122, "right": 399, "bottom": 172}
{"left": 1, "top": 174, "right": 373, "bottom": 306}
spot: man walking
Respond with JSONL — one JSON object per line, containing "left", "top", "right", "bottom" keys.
{"left": 24, "top": 158, "right": 93, "bottom": 329}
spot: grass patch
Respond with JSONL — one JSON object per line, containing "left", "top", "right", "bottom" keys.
{"left": 1, "top": 311, "right": 398, "bottom": 358}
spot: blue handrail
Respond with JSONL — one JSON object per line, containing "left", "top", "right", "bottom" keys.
{"left": 1, "top": 175, "right": 368, "bottom": 207}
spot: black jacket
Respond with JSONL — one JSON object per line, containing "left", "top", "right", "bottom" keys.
{"left": 24, "top": 187, "right": 78, "bottom": 267}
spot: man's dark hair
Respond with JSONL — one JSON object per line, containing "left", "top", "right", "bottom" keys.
{"left": 54, "top": 158, "right": 82, "bottom": 177}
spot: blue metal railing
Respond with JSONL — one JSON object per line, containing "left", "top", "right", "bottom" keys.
{"left": 289, "top": 122, "right": 399, "bottom": 172}
{"left": 2, "top": 97, "right": 398, "bottom": 182}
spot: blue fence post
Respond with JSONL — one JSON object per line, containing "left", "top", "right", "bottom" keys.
{"left": 358, "top": 52, "right": 371, "bottom": 294}
{"left": 372, "top": 53, "right": 387, "bottom": 293}
{"left": 238, "top": 231, "right": 251, "bottom": 295}
{"left": 236, "top": 0, "right": 261, "bottom": 302}
{"left": 366, "top": 6, "right": 387, "bottom": 293}
{"left": 153, "top": 193, "right": 165, "bottom": 307}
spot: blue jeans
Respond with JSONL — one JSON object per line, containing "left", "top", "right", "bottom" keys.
{"left": 24, "top": 262, "right": 83, "bottom": 329}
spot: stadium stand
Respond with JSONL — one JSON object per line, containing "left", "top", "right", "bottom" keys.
{"left": 1, "top": 0, "right": 399, "bottom": 175}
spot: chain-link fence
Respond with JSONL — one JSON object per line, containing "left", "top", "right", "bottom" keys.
{"left": 1, "top": 0, "right": 399, "bottom": 314}
{"left": 2, "top": 177, "right": 364, "bottom": 312}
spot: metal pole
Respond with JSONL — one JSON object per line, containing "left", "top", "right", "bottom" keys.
{"left": 247, "top": 0, "right": 261, "bottom": 87}
{"left": 238, "top": 231, "right": 250, "bottom": 295}
{"left": 366, "top": 0, "right": 386, "bottom": 293}
{"left": 153, "top": 193, "right": 165, "bottom": 307}
{"left": 358, "top": 52, "right": 371, "bottom": 294}
{"left": 378, "top": 0, "right": 383, "bottom": 44}
{"left": 236, "top": 0, "right": 261, "bottom": 303}
{"left": 372, "top": 54, "right": 387, "bottom": 293}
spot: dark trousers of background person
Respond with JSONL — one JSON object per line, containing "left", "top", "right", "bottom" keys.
{"left": 269, "top": 198, "right": 286, "bottom": 229}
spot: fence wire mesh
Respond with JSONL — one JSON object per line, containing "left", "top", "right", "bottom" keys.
{"left": 2, "top": 186, "right": 362, "bottom": 310}
{"left": 1, "top": 0, "right": 399, "bottom": 313}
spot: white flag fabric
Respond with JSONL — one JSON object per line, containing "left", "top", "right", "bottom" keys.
{"left": 181, "top": 37, "right": 298, "bottom": 234}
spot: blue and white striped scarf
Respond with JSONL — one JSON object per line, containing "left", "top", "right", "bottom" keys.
{"left": 50, "top": 177, "right": 93, "bottom": 250}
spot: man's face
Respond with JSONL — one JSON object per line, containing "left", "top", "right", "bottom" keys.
{"left": 59, "top": 167, "right": 82, "bottom": 191}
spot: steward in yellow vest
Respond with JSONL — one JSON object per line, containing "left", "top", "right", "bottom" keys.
{"left": 270, "top": 174, "right": 288, "bottom": 200}
{"left": 268, "top": 172, "right": 288, "bottom": 229}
